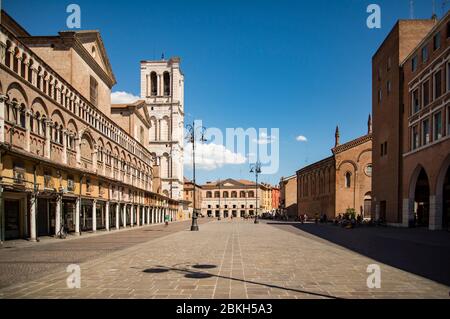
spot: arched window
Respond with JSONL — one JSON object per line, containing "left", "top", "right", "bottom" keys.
{"left": 231, "top": 191, "right": 237, "bottom": 198}
{"left": 345, "top": 172, "right": 352, "bottom": 188}
{"left": 206, "top": 191, "right": 212, "bottom": 198}
{"left": 151, "top": 72, "right": 157, "bottom": 96}
{"left": 29, "top": 112, "right": 34, "bottom": 132}
{"left": 163, "top": 72, "right": 170, "bottom": 96}
{"left": 214, "top": 191, "right": 220, "bottom": 198}
{"left": 248, "top": 191, "right": 255, "bottom": 198}
{"left": 240, "top": 191, "right": 246, "bottom": 198}
{"left": 223, "top": 191, "right": 229, "bottom": 198}
{"left": 59, "top": 125, "right": 64, "bottom": 145}
{"left": 19, "top": 106, "right": 26, "bottom": 128}
{"left": 28, "top": 59, "right": 34, "bottom": 83}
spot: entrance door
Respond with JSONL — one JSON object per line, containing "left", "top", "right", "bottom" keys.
{"left": 37, "top": 198, "right": 50, "bottom": 237}
{"left": 414, "top": 168, "right": 430, "bottom": 227}
{"left": 5, "top": 200, "right": 20, "bottom": 240}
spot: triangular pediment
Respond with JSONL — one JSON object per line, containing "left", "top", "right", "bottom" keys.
{"left": 71, "top": 30, "right": 116, "bottom": 86}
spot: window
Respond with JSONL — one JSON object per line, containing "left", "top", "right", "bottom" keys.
{"left": 345, "top": 172, "right": 352, "bottom": 188}
{"left": 412, "top": 126, "right": 419, "bottom": 150}
{"left": 434, "top": 70, "right": 442, "bottom": 99}
{"left": 364, "top": 165, "right": 373, "bottom": 177}
{"left": 150, "top": 72, "right": 157, "bottom": 96}
{"left": 422, "top": 119, "right": 430, "bottom": 145}
{"left": 447, "top": 63, "right": 450, "bottom": 92}
{"left": 423, "top": 80, "right": 430, "bottom": 107}
{"left": 422, "top": 46, "right": 428, "bottom": 63}
{"left": 412, "top": 89, "right": 420, "bottom": 114}
{"left": 163, "top": 72, "right": 170, "bottom": 96}
{"left": 412, "top": 56, "right": 418, "bottom": 72}
{"left": 433, "top": 32, "right": 441, "bottom": 51}
{"left": 387, "top": 81, "right": 391, "bottom": 95}
{"left": 378, "top": 89, "right": 382, "bottom": 104}
{"left": 434, "top": 112, "right": 442, "bottom": 141}
{"left": 90, "top": 76, "right": 98, "bottom": 106}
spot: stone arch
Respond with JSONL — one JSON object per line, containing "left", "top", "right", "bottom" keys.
{"left": 31, "top": 97, "right": 49, "bottom": 117}
{"left": 408, "top": 164, "right": 431, "bottom": 228}
{"left": 357, "top": 149, "right": 372, "bottom": 163}
{"left": 50, "top": 109, "right": 65, "bottom": 127}
{"left": 149, "top": 116, "right": 157, "bottom": 141}
{"left": 7, "top": 82, "right": 28, "bottom": 106}
{"left": 67, "top": 119, "right": 78, "bottom": 135}
{"left": 80, "top": 132, "right": 94, "bottom": 161}
{"left": 337, "top": 160, "right": 358, "bottom": 172}
{"left": 435, "top": 154, "right": 450, "bottom": 230}
{"left": 160, "top": 116, "right": 170, "bottom": 141}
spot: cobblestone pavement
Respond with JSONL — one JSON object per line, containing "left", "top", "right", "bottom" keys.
{"left": 0, "top": 219, "right": 210, "bottom": 289}
{"left": 0, "top": 220, "right": 449, "bottom": 299}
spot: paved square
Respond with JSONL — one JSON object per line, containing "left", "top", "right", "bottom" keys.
{"left": 0, "top": 220, "right": 449, "bottom": 299}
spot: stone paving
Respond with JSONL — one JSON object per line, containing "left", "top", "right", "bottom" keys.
{"left": 0, "top": 220, "right": 449, "bottom": 299}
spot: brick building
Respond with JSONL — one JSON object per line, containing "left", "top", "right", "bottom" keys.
{"left": 271, "top": 186, "right": 280, "bottom": 213}
{"left": 0, "top": 10, "right": 179, "bottom": 242}
{"left": 297, "top": 120, "right": 372, "bottom": 220}
{"left": 279, "top": 175, "right": 297, "bottom": 219}
{"left": 372, "top": 12, "right": 450, "bottom": 231}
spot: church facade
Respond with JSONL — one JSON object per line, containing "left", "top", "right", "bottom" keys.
{"left": 296, "top": 119, "right": 373, "bottom": 220}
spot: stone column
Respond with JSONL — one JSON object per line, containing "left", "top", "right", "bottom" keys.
{"left": 92, "top": 199, "right": 97, "bottom": 232}
{"left": 92, "top": 146, "right": 98, "bottom": 173}
{"left": 146, "top": 207, "right": 150, "bottom": 225}
{"left": 115, "top": 203, "right": 120, "bottom": 230}
{"left": 105, "top": 201, "right": 110, "bottom": 231}
{"left": 55, "top": 195, "right": 62, "bottom": 237}
{"left": 29, "top": 194, "right": 37, "bottom": 242}
{"left": 75, "top": 197, "right": 80, "bottom": 236}
{"left": 25, "top": 110, "right": 31, "bottom": 152}
{"left": 45, "top": 119, "right": 52, "bottom": 159}
{"left": 0, "top": 95, "right": 8, "bottom": 144}
{"left": 130, "top": 205, "right": 134, "bottom": 227}
{"left": 429, "top": 195, "right": 442, "bottom": 231}
{"left": 62, "top": 129, "right": 68, "bottom": 165}
{"left": 402, "top": 198, "right": 413, "bottom": 227}
{"left": 122, "top": 204, "right": 127, "bottom": 228}
{"left": 76, "top": 137, "right": 81, "bottom": 167}
{"left": 136, "top": 205, "right": 140, "bottom": 227}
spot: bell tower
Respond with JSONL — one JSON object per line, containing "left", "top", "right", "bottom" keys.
{"left": 140, "top": 57, "right": 185, "bottom": 200}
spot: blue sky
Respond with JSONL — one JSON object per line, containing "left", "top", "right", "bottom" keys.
{"left": 3, "top": 0, "right": 446, "bottom": 185}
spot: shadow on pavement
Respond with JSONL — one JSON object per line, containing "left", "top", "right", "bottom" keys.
{"left": 141, "top": 264, "right": 341, "bottom": 299}
{"left": 267, "top": 222, "right": 450, "bottom": 287}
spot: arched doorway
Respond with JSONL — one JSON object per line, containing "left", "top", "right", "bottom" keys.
{"left": 363, "top": 192, "right": 372, "bottom": 219}
{"left": 443, "top": 166, "right": 450, "bottom": 231}
{"left": 414, "top": 168, "right": 430, "bottom": 227}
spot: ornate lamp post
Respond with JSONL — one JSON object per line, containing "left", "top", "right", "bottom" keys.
{"left": 185, "top": 122, "right": 207, "bottom": 231}
{"left": 250, "top": 161, "right": 262, "bottom": 224}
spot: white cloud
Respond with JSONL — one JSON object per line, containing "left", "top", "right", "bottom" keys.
{"left": 253, "top": 132, "right": 277, "bottom": 145}
{"left": 296, "top": 135, "right": 308, "bottom": 142}
{"left": 111, "top": 91, "right": 140, "bottom": 104}
{"left": 184, "top": 142, "right": 247, "bottom": 171}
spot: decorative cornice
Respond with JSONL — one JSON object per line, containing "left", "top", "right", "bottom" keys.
{"left": 332, "top": 134, "right": 372, "bottom": 155}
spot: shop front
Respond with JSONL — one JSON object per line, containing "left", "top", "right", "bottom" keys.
{"left": 80, "top": 200, "right": 93, "bottom": 232}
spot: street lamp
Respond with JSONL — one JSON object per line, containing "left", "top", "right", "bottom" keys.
{"left": 250, "top": 161, "right": 262, "bottom": 224}
{"left": 185, "top": 122, "right": 207, "bottom": 231}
